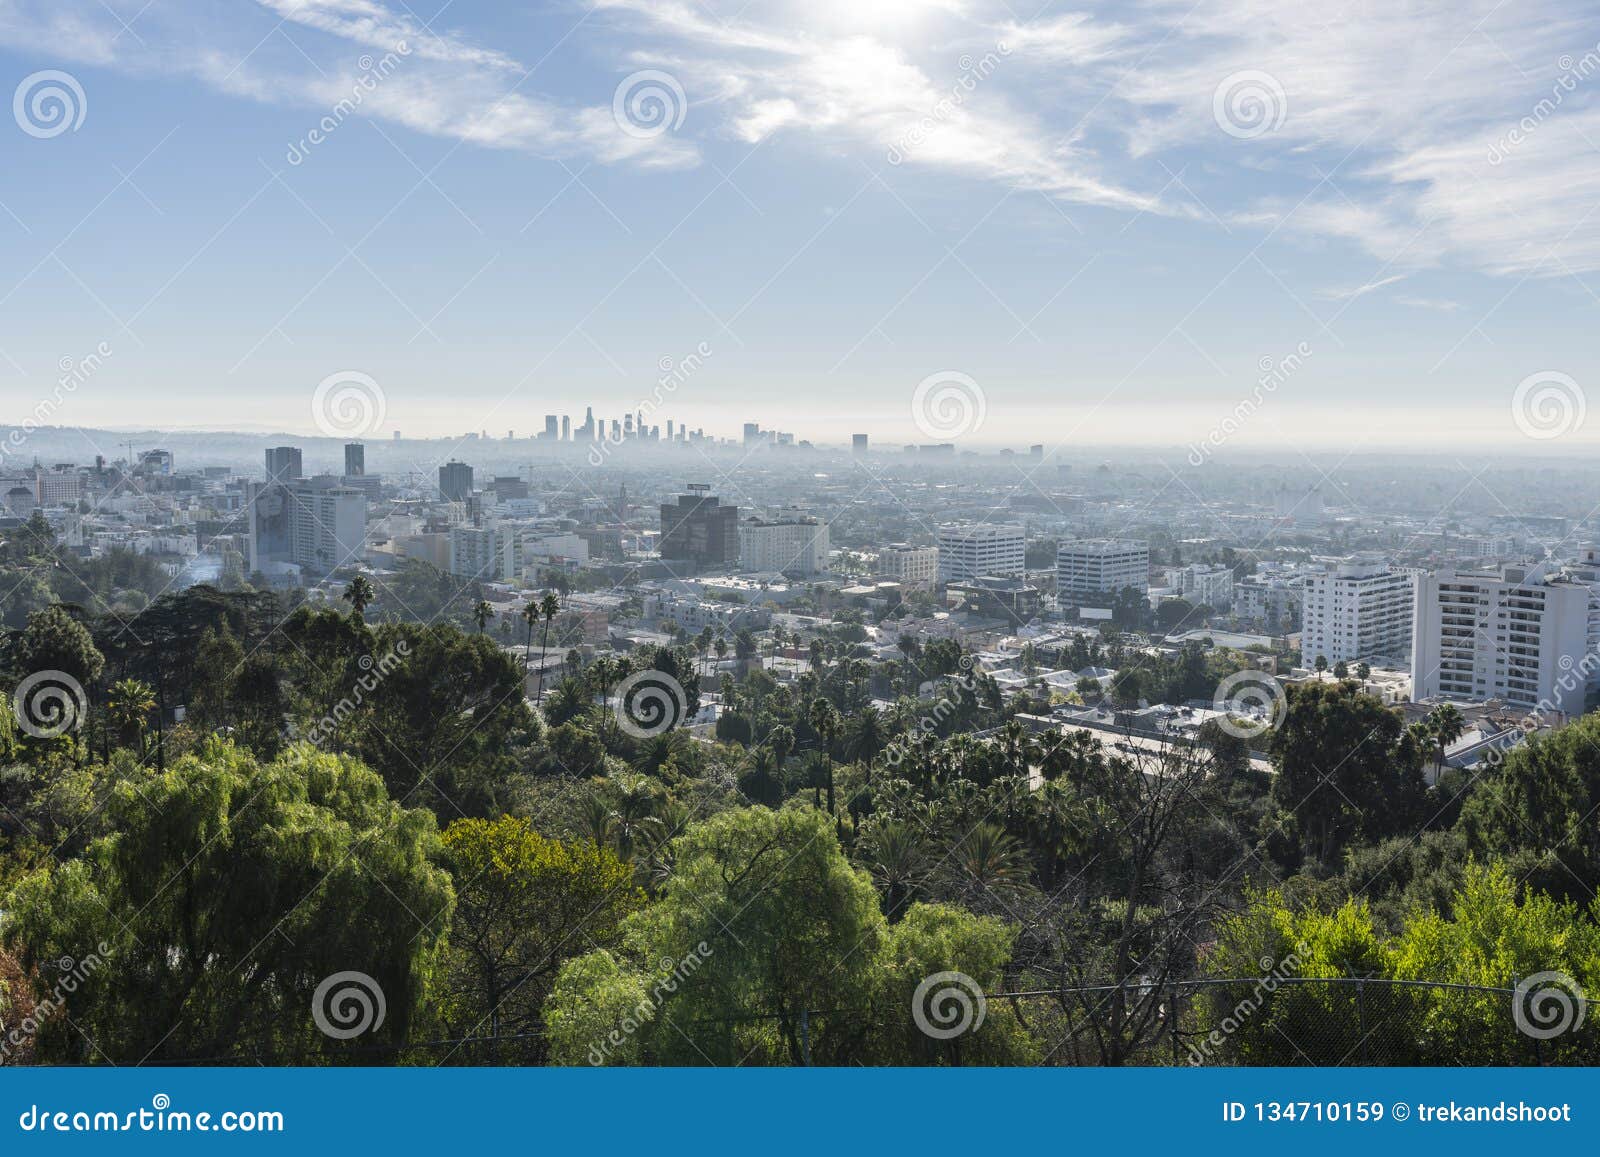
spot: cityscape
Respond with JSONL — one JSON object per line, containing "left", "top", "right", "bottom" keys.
{"left": 4, "top": 0, "right": 1600, "bottom": 1104}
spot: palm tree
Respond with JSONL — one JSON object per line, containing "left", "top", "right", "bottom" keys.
{"left": 1356, "top": 661, "right": 1372, "bottom": 683}
{"left": 808, "top": 697, "right": 838, "bottom": 815}
{"left": 1430, "top": 703, "right": 1465, "bottom": 774}
{"left": 536, "top": 591, "right": 561, "bottom": 705}
{"left": 521, "top": 599, "right": 540, "bottom": 688}
{"left": 342, "top": 574, "right": 374, "bottom": 620}
{"left": 942, "top": 822, "right": 1033, "bottom": 905}
{"left": 861, "top": 821, "right": 929, "bottom": 921}
{"left": 107, "top": 677, "right": 156, "bottom": 754}
{"left": 842, "top": 706, "right": 887, "bottom": 764}
{"left": 1313, "top": 654, "right": 1328, "bottom": 680}
{"left": 473, "top": 599, "right": 493, "bottom": 634}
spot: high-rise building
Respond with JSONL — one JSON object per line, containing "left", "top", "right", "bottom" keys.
{"left": 544, "top": 415, "right": 559, "bottom": 439}
{"left": 1411, "top": 563, "right": 1590, "bottom": 715}
{"left": 561, "top": 415, "right": 571, "bottom": 441}
{"left": 1300, "top": 556, "right": 1414, "bottom": 666}
{"left": 659, "top": 485, "right": 739, "bottom": 567}
{"left": 739, "top": 514, "right": 831, "bottom": 575}
{"left": 439, "top": 460, "right": 473, "bottom": 503}
{"left": 1056, "top": 539, "right": 1149, "bottom": 601}
{"left": 285, "top": 482, "right": 367, "bottom": 574}
{"left": 265, "top": 446, "right": 302, "bottom": 483}
{"left": 937, "top": 524, "right": 1026, "bottom": 583}
{"left": 344, "top": 442, "right": 365, "bottom": 477}
{"left": 1167, "top": 563, "right": 1234, "bottom": 610}
{"left": 852, "top": 434, "right": 869, "bottom": 454}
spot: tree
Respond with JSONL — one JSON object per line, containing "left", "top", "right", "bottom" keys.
{"left": 106, "top": 678, "right": 155, "bottom": 754}
{"left": 536, "top": 592, "right": 561, "bottom": 706}
{"left": 1313, "top": 654, "right": 1328, "bottom": 680}
{"left": 342, "top": 574, "right": 375, "bottom": 621}
{"left": 437, "top": 816, "right": 640, "bottom": 1053}
{"left": 190, "top": 624, "right": 244, "bottom": 730}
{"left": 544, "top": 807, "right": 1033, "bottom": 1065}
{"left": 12, "top": 604, "right": 105, "bottom": 690}
{"left": 1270, "top": 681, "right": 1427, "bottom": 871}
{"left": 473, "top": 600, "right": 493, "bottom": 634}
{"left": 1332, "top": 660, "right": 1349, "bottom": 681}
{"left": 808, "top": 698, "right": 839, "bottom": 814}
{"left": 1, "top": 741, "right": 453, "bottom": 1062}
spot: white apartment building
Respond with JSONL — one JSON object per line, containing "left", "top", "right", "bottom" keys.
{"left": 739, "top": 515, "right": 831, "bottom": 576}
{"left": 449, "top": 525, "right": 517, "bottom": 582}
{"left": 1057, "top": 539, "right": 1149, "bottom": 602}
{"left": 937, "top": 524, "right": 1026, "bottom": 583}
{"left": 1300, "top": 556, "right": 1414, "bottom": 666}
{"left": 1167, "top": 563, "right": 1234, "bottom": 610}
{"left": 1411, "top": 563, "right": 1591, "bottom": 716}
{"left": 876, "top": 543, "right": 940, "bottom": 591}
{"left": 1235, "top": 574, "right": 1304, "bottom": 629}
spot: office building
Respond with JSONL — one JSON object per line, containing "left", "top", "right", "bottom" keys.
{"left": 1056, "top": 539, "right": 1150, "bottom": 601}
{"left": 937, "top": 523, "right": 1026, "bottom": 583}
{"left": 439, "top": 460, "right": 474, "bottom": 503}
{"left": 265, "top": 446, "right": 302, "bottom": 483}
{"left": 660, "top": 485, "right": 740, "bottom": 567}
{"left": 344, "top": 443, "right": 364, "bottom": 477}
{"left": 876, "top": 543, "right": 940, "bottom": 591}
{"left": 852, "top": 434, "right": 869, "bottom": 455}
{"left": 1300, "top": 556, "right": 1414, "bottom": 667}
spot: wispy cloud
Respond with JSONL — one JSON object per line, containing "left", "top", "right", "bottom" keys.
{"left": 1318, "top": 274, "right": 1406, "bottom": 301}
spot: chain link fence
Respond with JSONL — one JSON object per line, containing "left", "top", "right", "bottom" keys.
{"left": 1000, "top": 977, "right": 1596, "bottom": 1066}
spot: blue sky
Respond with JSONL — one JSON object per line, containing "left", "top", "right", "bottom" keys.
{"left": 2, "top": 0, "right": 1600, "bottom": 450}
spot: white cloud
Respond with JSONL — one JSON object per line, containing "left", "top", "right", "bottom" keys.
{"left": 1317, "top": 274, "right": 1406, "bottom": 301}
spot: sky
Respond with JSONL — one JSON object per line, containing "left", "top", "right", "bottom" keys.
{"left": 2, "top": 0, "right": 1600, "bottom": 452}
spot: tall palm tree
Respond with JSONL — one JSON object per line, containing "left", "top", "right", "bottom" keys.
{"left": 861, "top": 820, "right": 929, "bottom": 921}
{"left": 342, "top": 574, "right": 374, "bottom": 620}
{"left": 473, "top": 599, "right": 493, "bottom": 634}
{"left": 536, "top": 591, "right": 561, "bottom": 705}
{"left": 808, "top": 697, "right": 838, "bottom": 815}
{"left": 521, "top": 599, "right": 541, "bottom": 689}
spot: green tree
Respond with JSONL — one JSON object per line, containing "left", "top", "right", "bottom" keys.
{"left": 1, "top": 741, "right": 453, "bottom": 1062}
{"left": 342, "top": 574, "right": 375, "bottom": 620}
{"left": 438, "top": 816, "right": 640, "bottom": 1050}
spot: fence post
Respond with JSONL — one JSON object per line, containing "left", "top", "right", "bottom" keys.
{"left": 799, "top": 1008, "right": 812, "bottom": 1067}
{"left": 1355, "top": 979, "right": 1369, "bottom": 1065}
{"left": 1170, "top": 982, "right": 1182, "bottom": 1065}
